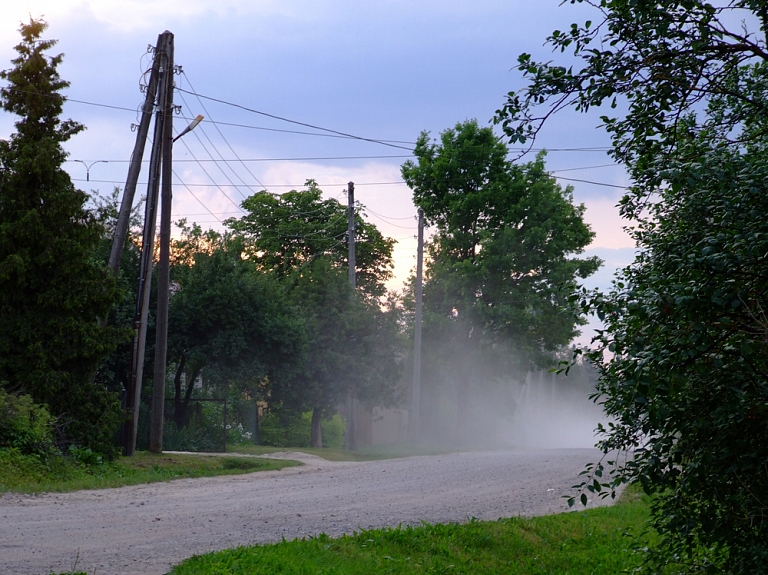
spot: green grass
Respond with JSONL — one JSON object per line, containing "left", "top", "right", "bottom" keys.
{"left": 0, "top": 449, "right": 300, "bottom": 494}
{"left": 227, "top": 444, "right": 377, "bottom": 461}
{"left": 172, "top": 490, "right": 652, "bottom": 575}
{"left": 227, "top": 443, "right": 461, "bottom": 462}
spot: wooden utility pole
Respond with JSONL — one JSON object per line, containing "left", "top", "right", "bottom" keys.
{"left": 411, "top": 208, "right": 424, "bottom": 441}
{"left": 107, "top": 34, "right": 163, "bottom": 279}
{"left": 124, "top": 31, "right": 173, "bottom": 456}
{"left": 345, "top": 181, "right": 358, "bottom": 450}
{"left": 149, "top": 33, "right": 175, "bottom": 453}
{"left": 347, "top": 181, "right": 356, "bottom": 288}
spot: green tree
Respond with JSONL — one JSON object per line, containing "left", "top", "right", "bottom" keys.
{"left": 496, "top": 2, "right": 768, "bottom": 572}
{"left": 0, "top": 20, "right": 123, "bottom": 457}
{"left": 167, "top": 224, "right": 304, "bottom": 429}
{"left": 228, "top": 180, "right": 395, "bottom": 299}
{"left": 401, "top": 120, "right": 599, "bottom": 442}
{"left": 227, "top": 182, "right": 402, "bottom": 447}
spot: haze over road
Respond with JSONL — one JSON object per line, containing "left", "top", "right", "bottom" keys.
{"left": 1, "top": 449, "right": 612, "bottom": 575}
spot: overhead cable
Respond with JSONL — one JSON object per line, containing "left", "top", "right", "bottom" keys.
{"left": 179, "top": 73, "right": 271, "bottom": 192}
{"left": 175, "top": 86, "right": 414, "bottom": 151}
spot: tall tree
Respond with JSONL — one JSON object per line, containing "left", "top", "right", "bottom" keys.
{"left": 227, "top": 182, "right": 402, "bottom": 447}
{"left": 402, "top": 120, "right": 599, "bottom": 441}
{"left": 0, "top": 20, "right": 123, "bottom": 456}
{"left": 167, "top": 225, "right": 304, "bottom": 429}
{"left": 228, "top": 180, "right": 395, "bottom": 299}
{"left": 496, "top": 2, "right": 768, "bottom": 572}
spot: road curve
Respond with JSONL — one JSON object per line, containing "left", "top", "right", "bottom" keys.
{"left": 0, "top": 448, "right": 612, "bottom": 575}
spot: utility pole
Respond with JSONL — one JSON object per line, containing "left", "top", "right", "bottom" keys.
{"left": 123, "top": 31, "right": 173, "bottom": 456}
{"left": 149, "top": 34, "right": 175, "bottom": 454}
{"left": 347, "top": 181, "right": 356, "bottom": 288}
{"left": 411, "top": 208, "right": 424, "bottom": 441}
{"left": 107, "top": 34, "right": 163, "bottom": 279}
{"left": 345, "top": 181, "right": 358, "bottom": 450}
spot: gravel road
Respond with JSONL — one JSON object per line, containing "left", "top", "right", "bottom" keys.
{"left": 1, "top": 448, "right": 613, "bottom": 575}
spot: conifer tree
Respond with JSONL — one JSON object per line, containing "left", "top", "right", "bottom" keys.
{"left": 0, "top": 19, "right": 123, "bottom": 456}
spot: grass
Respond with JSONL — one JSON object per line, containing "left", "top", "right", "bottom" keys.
{"left": 172, "top": 490, "right": 653, "bottom": 575}
{"left": 0, "top": 449, "right": 300, "bottom": 494}
{"left": 227, "top": 443, "right": 462, "bottom": 462}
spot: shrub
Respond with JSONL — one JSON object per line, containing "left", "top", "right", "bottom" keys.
{"left": 162, "top": 422, "right": 221, "bottom": 452}
{"left": 259, "top": 409, "right": 345, "bottom": 449}
{"left": 0, "top": 388, "right": 56, "bottom": 457}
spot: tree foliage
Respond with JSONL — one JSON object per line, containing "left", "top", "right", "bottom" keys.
{"left": 167, "top": 225, "right": 304, "bottom": 428}
{"left": 228, "top": 180, "right": 395, "bottom": 299}
{"left": 0, "top": 20, "right": 123, "bottom": 457}
{"left": 401, "top": 120, "right": 599, "bottom": 442}
{"left": 227, "top": 183, "right": 403, "bottom": 447}
{"left": 496, "top": 2, "right": 768, "bottom": 572}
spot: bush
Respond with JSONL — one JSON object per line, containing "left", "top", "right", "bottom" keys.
{"left": 259, "top": 410, "right": 309, "bottom": 447}
{"left": 321, "top": 414, "right": 345, "bottom": 449}
{"left": 162, "top": 422, "right": 222, "bottom": 452}
{"left": 259, "top": 410, "right": 345, "bottom": 449}
{"left": 0, "top": 389, "right": 56, "bottom": 457}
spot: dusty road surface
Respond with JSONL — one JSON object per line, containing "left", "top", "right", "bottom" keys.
{"left": 1, "top": 448, "right": 613, "bottom": 575}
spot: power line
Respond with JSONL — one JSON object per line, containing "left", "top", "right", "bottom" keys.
{"left": 175, "top": 86, "right": 415, "bottom": 151}
{"left": 175, "top": 111, "right": 253, "bottom": 200}
{"left": 171, "top": 169, "right": 223, "bottom": 224}
{"left": 6, "top": 86, "right": 617, "bottom": 155}
{"left": 170, "top": 137, "right": 246, "bottom": 209}
{"left": 179, "top": 73, "right": 271, "bottom": 193}
{"left": 554, "top": 176, "right": 630, "bottom": 189}
{"left": 66, "top": 154, "right": 414, "bottom": 163}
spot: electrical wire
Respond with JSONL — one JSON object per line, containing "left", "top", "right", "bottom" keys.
{"left": 175, "top": 86, "right": 415, "bottom": 151}
{"left": 172, "top": 136, "right": 246, "bottom": 210}
{"left": 171, "top": 169, "right": 223, "bottom": 223}
{"left": 66, "top": 154, "right": 415, "bottom": 163}
{"left": 174, "top": 101, "right": 253, "bottom": 200}
{"left": 554, "top": 176, "right": 629, "bottom": 189}
{"left": 180, "top": 72, "right": 271, "bottom": 192}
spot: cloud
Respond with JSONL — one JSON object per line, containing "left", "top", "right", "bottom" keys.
{"left": 581, "top": 194, "right": 634, "bottom": 249}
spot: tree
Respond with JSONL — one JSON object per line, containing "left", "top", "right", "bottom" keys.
{"left": 0, "top": 20, "right": 123, "bottom": 457}
{"left": 167, "top": 224, "right": 304, "bottom": 429}
{"left": 401, "top": 120, "right": 599, "bottom": 442}
{"left": 227, "top": 182, "right": 402, "bottom": 447}
{"left": 228, "top": 180, "right": 395, "bottom": 299}
{"left": 496, "top": 2, "right": 768, "bottom": 572}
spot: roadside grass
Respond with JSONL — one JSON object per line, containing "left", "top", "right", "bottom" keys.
{"left": 0, "top": 449, "right": 299, "bottom": 494}
{"left": 172, "top": 489, "right": 653, "bottom": 575}
{"left": 228, "top": 443, "right": 461, "bottom": 462}
{"left": 227, "top": 444, "right": 377, "bottom": 461}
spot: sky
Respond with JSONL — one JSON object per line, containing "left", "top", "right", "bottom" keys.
{"left": 1, "top": 0, "right": 637, "bottom": 344}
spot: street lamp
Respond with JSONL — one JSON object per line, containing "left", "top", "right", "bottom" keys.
{"left": 73, "top": 159, "right": 108, "bottom": 181}
{"left": 173, "top": 114, "right": 204, "bottom": 143}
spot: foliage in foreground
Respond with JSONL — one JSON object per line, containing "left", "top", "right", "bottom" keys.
{"left": 0, "top": 449, "right": 298, "bottom": 494}
{"left": 172, "top": 493, "right": 651, "bottom": 575}
{"left": 496, "top": 1, "right": 768, "bottom": 572}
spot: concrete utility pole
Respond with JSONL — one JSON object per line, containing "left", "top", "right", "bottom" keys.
{"left": 149, "top": 33, "right": 175, "bottom": 454}
{"left": 410, "top": 208, "right": 424, "bottom": 441}
{"left": 124, "top": 31, "right": 173, "bottom": 456}
{"left": 345, "top": 181, "right": 358, "bottom": 450}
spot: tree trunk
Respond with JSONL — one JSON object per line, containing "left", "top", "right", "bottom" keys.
{"left": 176, "top": 366, "right": 200, "bottom": 428}
{"left": 173, "top": 354, "right": 186, "bottom": 428}
{"left": 310, "top": 407, "right": 323, "bottom": 448}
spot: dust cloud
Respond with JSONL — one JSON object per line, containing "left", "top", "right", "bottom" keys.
{"left": 415, "top": 361, "right": 608, "bottom": 450}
